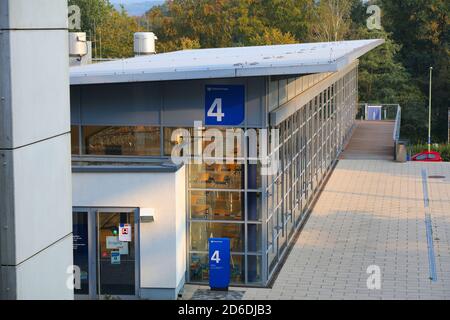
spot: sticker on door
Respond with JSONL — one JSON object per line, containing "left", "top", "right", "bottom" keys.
{"left": 111, "top": 251, "right": 121, "bottom": 265}
{"left": 119, "top": 224, "right": 132, "bottom": 242}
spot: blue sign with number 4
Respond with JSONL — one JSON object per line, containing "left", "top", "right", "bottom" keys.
{"left": 205, "top": 85, "right": 245, "bottom": 126}
{"left": 209, "top": 238, "right": 230, "bottom": 290}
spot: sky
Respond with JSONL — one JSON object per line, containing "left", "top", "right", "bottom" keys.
{"left": 112, "top": 0, "right": 153, "bottom": 3}
{"left": 110, "top": 0, "right": 165, "bottom": 16}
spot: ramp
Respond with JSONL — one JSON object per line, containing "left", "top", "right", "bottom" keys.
{"left": 340, "top": 120, "right": 395, "bottom": 160}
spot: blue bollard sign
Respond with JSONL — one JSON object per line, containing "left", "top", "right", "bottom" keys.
{"left": 209, "top": 238, "right": 230, "bottom": 291}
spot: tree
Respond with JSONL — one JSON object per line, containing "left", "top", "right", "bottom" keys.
{"left": 350, "top": 27, "right": 427, "bottom": 142}
{"left": 69, "top": 0, "right": 144, "bottom": 58}
{"left": 68, "top": 0, "right": 114, "bottom": 36}
{"left": 144, "top": 0, "right": 316, "bottom": 51}
{"left": 380, "top": 0, "right": 449, "bottom": 142}
{"left": 95, "top": 8, "right": 143, "bottom": 58}
{"left": 309, "top": 0, "right": 353, "bottom": 42}
{"left": 249, "top": 28, "right": 297, "bottom": 46}
{"left": 251, "top": 0, "right": 315, "bottom": 42}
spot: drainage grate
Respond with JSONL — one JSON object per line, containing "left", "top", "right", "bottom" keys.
{"left": 428, "top": 175, "right": 446, "bottom": 179}
{"left": 190, "top": 289, "right": 245, "bottom": 300}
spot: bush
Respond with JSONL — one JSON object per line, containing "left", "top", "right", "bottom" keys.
{"left": 408, "top": 144, "right": 450, "bottom": 162}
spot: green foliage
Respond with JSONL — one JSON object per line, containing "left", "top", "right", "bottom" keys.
{"left": 143, "top": 0, "right": 315, "bottom": 51}
{"left": 380, "top": 0, "right": 450, "bottom": 142}
{"left": 248, "top": 28, "right": 297, "bottom": 46}
{"left": 71, "top": 0, "right": 446, "bottom": 144}
{"left": 308, "top": 0, "right": 353, "bottom": 42}
{"left": 348, "top": 26, "right": 427, "bottom": 143}
{"left": 69, "top": 0, "right": 143, "bottom": 58}
{"left": 68, "top": 0, "right": 114, "bottom": 35}
{"left": 96, "top": 9, "right": 143, "bottom": 58}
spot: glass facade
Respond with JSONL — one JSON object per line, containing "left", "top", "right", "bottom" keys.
{"left": 265, "top": 67, "right": 357, "bottom": 279}
{"left": 70, "top": 126, "right": 161, "bottom": 156}
{"left": 71, "top": 125, "right": 80, "bottom": 155}
{"left": 269, "top": 73, "right": 332, "bottom": 112}
{"left": 187, "top": 134, "right": 264, "bottom": 285}
{"left": 71, "top": 66, "right": 358, "bottom": 287}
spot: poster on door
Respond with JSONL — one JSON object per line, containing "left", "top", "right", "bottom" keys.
{"left": 119, "top": 223, "right": 132, "bottom": 242}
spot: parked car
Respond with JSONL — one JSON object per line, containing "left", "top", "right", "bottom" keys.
{"left": 411, "top": 151, "right": 443, "bottom": 162}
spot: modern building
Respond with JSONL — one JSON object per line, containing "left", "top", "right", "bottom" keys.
{"left": 69, "top": 39, "right": 384, "bottom": 299}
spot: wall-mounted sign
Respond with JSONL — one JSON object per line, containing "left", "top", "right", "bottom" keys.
{"left": 209, "top": 238, "right": 230, "bottom": 291}
{"left": 205, "top": 85, "right": 245, "bottom": 126}
{"left": 367, "top": 105, "right": 382, "bottom": 121}
{"left": 119, "top": 224, "right": 132, "bottom": 242}
{"left": 106, "top": 236, "right": 128, "bottom": 255}
{"left": 111, "top": 251, "right": 121, "bottom": 265}
{"left": 106, "top": 236, "right": 121, "bottom": 249}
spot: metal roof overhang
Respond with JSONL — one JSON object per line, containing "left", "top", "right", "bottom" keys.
{"left": 70, "top": 39, "right": 384, "bottom": 85}
{"left": 269, "top": 60, "right": 359, "bottom": 126}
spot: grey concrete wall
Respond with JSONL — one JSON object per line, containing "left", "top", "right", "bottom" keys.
{"left": 0, "top": 0, "right": 73, "bottom": 299}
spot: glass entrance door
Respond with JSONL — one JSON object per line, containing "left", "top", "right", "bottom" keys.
{"left": 73, "top": 211, "right": 90, "bottom": 296}
{"left": 97, "top": 211, "right": 136, "bottom": 297}
{"left": 73, "top": 208, "right": 139, "bottom": 299}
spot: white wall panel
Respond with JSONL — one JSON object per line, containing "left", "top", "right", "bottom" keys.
{"left": 72, "top": 167, "right": 187, "bottom": 290}
{"left": 1, "top": 30, "right": 70, "bottom": 148}
{"left": 175, "top": 168, "right": 186, "bottom": 287}
{"left": 0, "top": 0, "right": 68, "bottom": 29}
{"left": 12, "top": 134, "right": 72, "bottom": 265}
{"left": 15, "top": 235, "right": 74, "bottom": 300}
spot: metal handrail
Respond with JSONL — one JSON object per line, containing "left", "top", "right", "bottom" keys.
{"left": 356, "top": 103, "right": 400, "bottom": 121}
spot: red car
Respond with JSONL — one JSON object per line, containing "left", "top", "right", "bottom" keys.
{"left": 411, "top": 151, "right": 443, "bottom": 162}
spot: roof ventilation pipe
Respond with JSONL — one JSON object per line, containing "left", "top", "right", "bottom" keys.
{"left": 134, "top": 32, "right": 158, "bottom": 56}
{"left": 69, "top": 32, "right": 88, "bottom": 57}
{"left": 69, "top": 32, "right": 92, "bottom": 66}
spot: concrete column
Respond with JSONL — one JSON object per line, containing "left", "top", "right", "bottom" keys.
{"left": 0, "top": 0, "right": 73, "bottom": 299}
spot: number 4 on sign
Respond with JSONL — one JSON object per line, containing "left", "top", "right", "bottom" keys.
{"left": 211, "top": 250, "right": 221, "bottom": 263}
{"left": 207, "top": 98, "right": 225, "bottom": 122}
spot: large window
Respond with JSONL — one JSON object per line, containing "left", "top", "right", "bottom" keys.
{"left": 189, "top": 163, "right": 244, "bottom": 190}
{"left": 82, "top": 126, "right": 161, "bottom": 156}
{"left": 189, "top": 253, "right": 245, "bottom": 283}
{"left": 163, "top": 127, "right": 192, "bottom": 156}
{"left": 190, "top": 191, "right": 244, "bottom": 221}
{"left": 190, "top": 222, "right": 244, "bottom": 252}
{"left": 71, "top": 125, "right": 80, "bottom": 155}
{"left": 186, "top": 126, "right": 264, "bottom": 285}
{"left": 264, "top": 67, "right": 358, "bottom": 281}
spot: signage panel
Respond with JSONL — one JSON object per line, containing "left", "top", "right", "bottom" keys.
{"left": 209, "top": 238, "right": 230, "bottom": 290}
{"left": 205, "top": 85, "right": 245, "bottom": 126}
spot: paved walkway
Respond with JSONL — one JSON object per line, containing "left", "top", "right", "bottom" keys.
{"left": 340, "top": 121, "right": 395, "bottom": 160}
{"left": 243, "top": 160, "right": 450, "bottom": 300}
{"left": 182, "top": 160, "right": 450, "bottom": 300}
{"left": 181, "top": 120, "right": 450, "bottom": 300}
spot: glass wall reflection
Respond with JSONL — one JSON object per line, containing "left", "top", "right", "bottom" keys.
{"left": 189, "top": 163, "right": 244, "bottom": 189}
{"left": 190, "top": 191, "right": 244, "bottom": 221}
{"left": 83, "top": 126, "right": 161, "bottom": 156}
